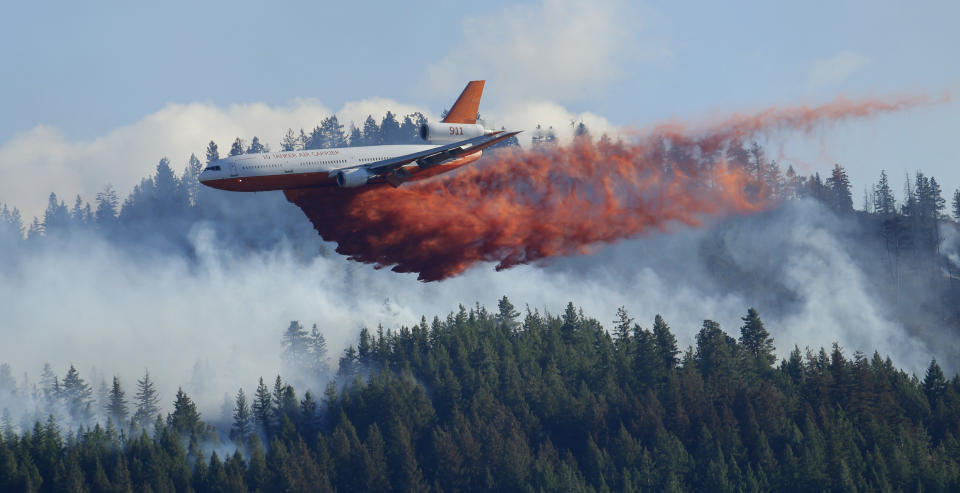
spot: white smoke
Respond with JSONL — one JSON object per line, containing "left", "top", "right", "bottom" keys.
{"left": 1, "top": 193, "right": 953, "bottom": 434}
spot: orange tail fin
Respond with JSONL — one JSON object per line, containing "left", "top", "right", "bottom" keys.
{"left": 441, "top": 80, "right": 485, "bottom": 124}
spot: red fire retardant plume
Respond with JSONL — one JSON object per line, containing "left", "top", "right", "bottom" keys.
{"left": 287, "top": 94, "right": 945, "bottom": 281}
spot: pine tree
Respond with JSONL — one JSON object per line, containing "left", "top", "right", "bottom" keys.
{"left": 746, "top": 142, "right": 766, "bottom": 181}
{"left": 498, "top": 296, "right": 520, "bottom": 332}
{"left": 922, "top": 359, "right": 946, "bottom": 404}
{"left": 321, "top": 116, "right": 347, "bottom": 148}
{"left": 282, "top": 321, "right": 311, "bottom": 372}
{"left": 69, "top": 195, "right": 86, "bottom": 226}
{"left": 42, "top": 192, "right": 69, "bottom": 236}
{"left": 653, "top": 314, "right": 680, "bottom": 371}
{"left": 184, "top": 154, "right": 203, "bottom": 206}
{"left": 27, "top": 217, "right": 43, "bottom": 241}
{"left": 309, "top": 324, "right": 329, "bottom": 378}
{"left": 361, "top": 115, "right": 381, "bottom": 146}
{"left": 61, "top": 365, "right": 93, "bottom": 421}
{"left": 1, "top": 407, "right": 14, "bottom": 440}
{"left": 229, "top": 138, "right": 245, "bottom": 156}
{"left": 306, "top": 125, "right": 324, "bottom": 150}
{"left": 0, "top": 204, "right": 24, "bottom": 243}
{"left": 281, "top": 128, "right": 300, "bottom": 151}
{"left": 271, "top": 375, "right": 286, "bottom": 426}
{"left": 106, "top": 376, "right": 128, "bottom": 425}
{"left": 133, "top": 370, "right": 160, "bottom": 429}
{"left": 874, "top": 170, "right": 896, "bottom": 216}
{"left": 246, "top": 136, "right": 268, "bottom": 154}
{"left": 825, "top": 164, "right": 853, "bottom": 213}
{"left": 298, "top": 129, "right": 309, "bottom": 150}
{"left": 634, "top": 325, "right": 662, "bottom": 389}
{"left": 399, "top": 113, "right": 425, "bottom": 143}
{"left": 561, "top": 302, "right": 579, "bottom": 343}
{"left": 695, "top": 320, "right": 738, "bottom": 381}
{"left": 953, "top": 189, "right": 960, "bottom": 221}
{"left": 153, "top": 157, "right": 179, "bottom": 205}
{"left": 902, "top": 173, "right": 916, "bottom": 217}
{"left": 252, "top": 377, "right": 272, "bottom": 434}
{"left": 613, "top": 306, "right": 634, "bottom": 352}
{"left": 230, "top": 388, "right": 253, "bottom": 444}
{"left": 205, "top": 141, "right": 220, "bottom": 164}
{"left": 348, "top": 124, "right": 363, "bottom": 146}
{"left": 739, "top": 308, "right": 776, "bottom": 370}
{"left": 929, "top": 177, "right": 945, "bottom": 218}
{"left": 357, "top": 327, "right": 373, "bottom": 365}
{"left": 40, "top": 363, "right": 57, "bottom": 401}
{"left": 167, "top": 388, "right": 201, "bottom": 436}
{"left": 271, "top": 376, "right": 299, "bottom": 433}
{"left": 380, "top": 112, "right": 401, "bottom": 144}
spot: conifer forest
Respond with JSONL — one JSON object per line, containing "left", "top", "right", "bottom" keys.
{"left": 2, "top": 115, "right": 960, "bottom": 492}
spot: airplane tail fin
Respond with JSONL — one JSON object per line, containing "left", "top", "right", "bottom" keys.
{"left": 441, "top": 80, "right": 485, "bottom": 124}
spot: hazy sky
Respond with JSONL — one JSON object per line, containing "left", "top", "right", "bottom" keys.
{"left": 1, "top": 0, "right": 958, "bottom": 217}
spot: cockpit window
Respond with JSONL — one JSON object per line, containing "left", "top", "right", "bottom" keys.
{"left": 205, "top": 165, "right": 221, "bottom": 171}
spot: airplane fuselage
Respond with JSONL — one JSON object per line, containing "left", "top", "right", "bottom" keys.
{"left": 199, "top": 80, "right": 514, "bottom": 193}
{"left": 199, "top": 144, "right": 482, "bottom": 192}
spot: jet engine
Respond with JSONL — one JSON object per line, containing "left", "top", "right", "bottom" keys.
{"left": 419, "top": 122, "right": 486, "bottom": 144}
{"left": 334, "top": 168, "right": 372, "bottom": 188}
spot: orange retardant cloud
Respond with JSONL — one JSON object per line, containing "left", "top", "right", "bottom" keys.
{"left": 286, "top": 93, "right": 943, "bottom": 281}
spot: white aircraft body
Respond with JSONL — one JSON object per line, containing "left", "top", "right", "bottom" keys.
{"left": 199, "top": 81, "right": 518, "bottom": 192}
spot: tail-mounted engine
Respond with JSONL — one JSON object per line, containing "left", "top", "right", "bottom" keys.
{"left": 419, "top": 122, "right": 486, "bottom": 144}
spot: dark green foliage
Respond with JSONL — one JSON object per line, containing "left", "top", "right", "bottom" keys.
{"left": 230, "top": 388, "right": 253, "bottom": 445}
{"left": 653, "top": 314, "right": 680, "bottom": 371}
{"left": 252, "top": 378, "right": 271, "bottom": 436}
{"left": 106, "top": 376, "right": 128, "bottom": 426}
{"left": 874, "top": 170, "right": 896, "bottom": 215}
{"left": 133, "top": 370, "right": 160, "bottom": 431}
{"left": 739, "top": 308, "right": 776, "bottom": 371}
{"left": 825, "top": 164, "right": 853, "bottom": 213}
{"left": 167, "top": 388, "right": 201, "bottom": 437}
{"left": 4, "top": 302, "right": 960, "bottom": 492}
{"left": 61, "top": 365, "right": 93, "bottom": 422}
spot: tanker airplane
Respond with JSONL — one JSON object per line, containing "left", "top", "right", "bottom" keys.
{"left": 199, "top": 81, "right": 519, "bottom": 192}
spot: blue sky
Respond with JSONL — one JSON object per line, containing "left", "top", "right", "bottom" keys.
{"left": 1, "top": 0, "right": 958, "bottom": 218}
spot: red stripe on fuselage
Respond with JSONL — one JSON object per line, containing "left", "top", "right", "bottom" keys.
{"left": 201, "top": 171, "right": 333, "bottom": 192}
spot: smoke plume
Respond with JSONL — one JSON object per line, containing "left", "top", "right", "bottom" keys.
{"left": 289, "top": 94, "right": 942, "bottom": 281}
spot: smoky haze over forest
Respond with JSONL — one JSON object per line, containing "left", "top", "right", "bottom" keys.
{"left": 1, "top": 105, "right": 959, "bottom": 435}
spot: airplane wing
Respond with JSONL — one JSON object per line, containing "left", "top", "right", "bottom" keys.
{"left": 338, "top": 131, "right": 521, "bottom": 187}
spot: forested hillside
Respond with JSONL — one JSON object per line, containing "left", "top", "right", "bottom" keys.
{"left": 1, "top": 301, "right": 959, "bottom": 491}
{"left": 3, "top": 113, "right": 960, "bottom": 491}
